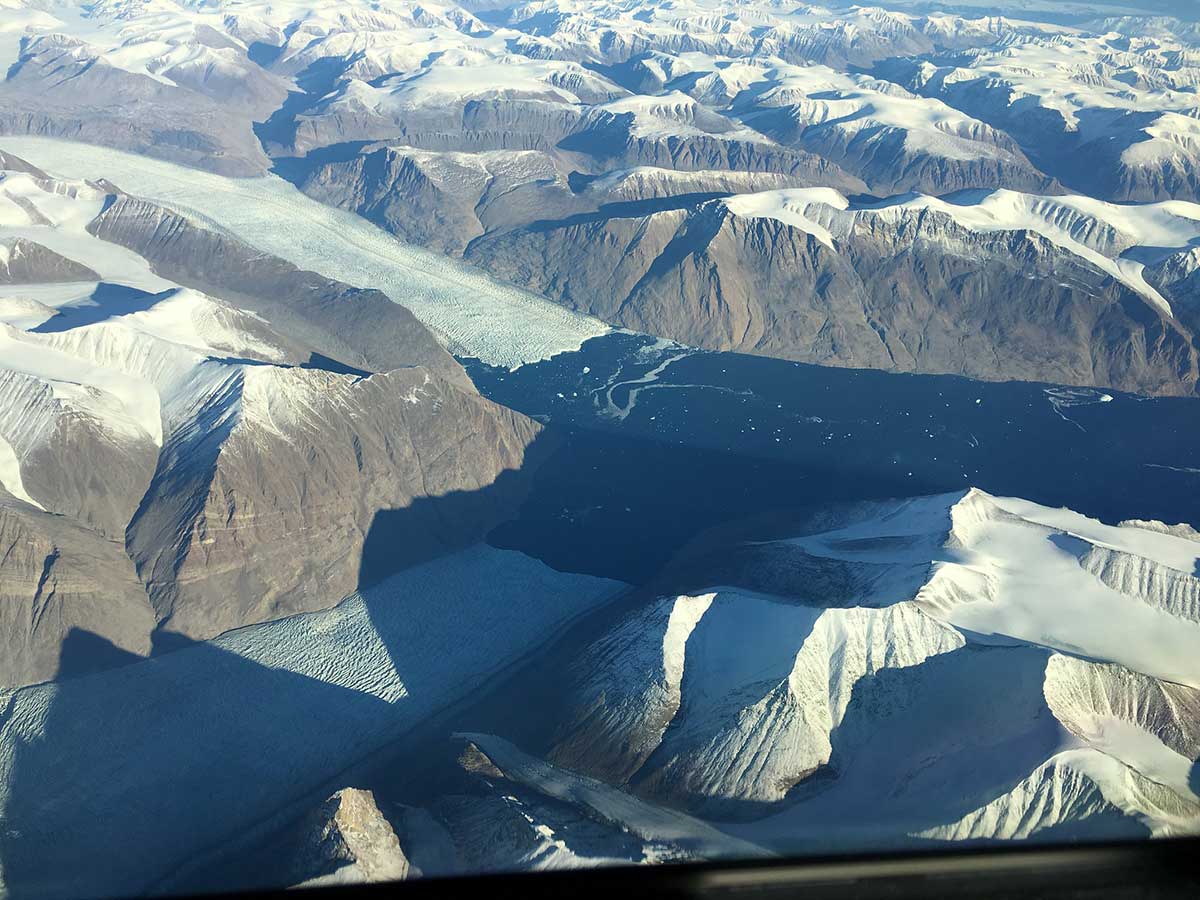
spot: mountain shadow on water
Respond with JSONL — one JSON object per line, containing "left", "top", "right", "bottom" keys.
{"left": 487, "top": 422, "right": 948, "bottom": 585}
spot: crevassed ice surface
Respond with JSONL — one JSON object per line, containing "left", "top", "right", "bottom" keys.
{"left": 0, "top": 137, "right": 610, "bottom": 369}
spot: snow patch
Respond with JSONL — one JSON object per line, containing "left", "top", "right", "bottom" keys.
{"left": 0, "top": 432, "right": 42, "bottom": 509}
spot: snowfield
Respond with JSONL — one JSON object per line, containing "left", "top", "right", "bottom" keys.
{"left": 787, "top": 488, "right": 1200, "bottom": 688}
{"left": 0, "top": 137, "right": 610, "bottom": 369}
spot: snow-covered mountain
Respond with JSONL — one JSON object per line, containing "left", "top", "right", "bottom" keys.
{"left": 471, "top": 490, "right": 1200, "bottom": 852}
{"left": 875, "top": 23, "right": 1200, "bottom": 201}
{"left": 6, "top": 0, "right": 1200, "bottom": 395}
{"left": 3, "top": 489, "right": 1193, "bottom": 896}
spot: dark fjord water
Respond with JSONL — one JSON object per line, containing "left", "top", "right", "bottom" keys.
{"left": 464, "top": 333, "right": 1200, "bottom": 584}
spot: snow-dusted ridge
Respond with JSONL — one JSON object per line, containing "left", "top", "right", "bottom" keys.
{"left": 722, "top": 186, "right": 1200, "bottom": 315}
{"left": 0, "top": 276, "right": 307, "bottom": 517}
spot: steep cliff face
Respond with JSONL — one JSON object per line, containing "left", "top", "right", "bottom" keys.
{"left": 0, "top": 238, "right": 99, "bottom": 283}
{"left": 780, "top": 120, "right": 1056, "bottom": 196}
{"left": 0, "top": 496, "right": 154, "bottom": 687}
{"left": 467, "top": 197, "right": 1200, "bottom": 396}
{"left": 86, "top": 194, "right": 472, "bottom": 391}
{"left": 559, "top": 96, "right": 864, "bottom": 191}
{"left": 287, "top": 788, "right": 412, "bottom": 887}
{"left": 128, "top": 365, "right": 543, "bottom": 641}
{"left": 300, "top": 146, "right": 585, "bottom": 256}
{"left": 291, "top": 96, "right": 587, "bottom": 156}
{"left": 525, "top": 489, "right": 1200, "bottom": 844}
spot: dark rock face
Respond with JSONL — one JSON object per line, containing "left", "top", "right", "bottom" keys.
{"left": 127, "top": 365, "right": 543, "bottom": 640}
{"left": 299, "top": 145, "right": 586, "bottom": 256}
{"left": 0, "top": 238, "right": 100, "bottom": 283}
{"left": 86, "top": 194, "right": 472, "bottom": 391}
{"left": 6, "top": 393, "right": 160, "bottom": 542}
{"left": 1147, "top": 248, "right": 1200, "bottom": 335}
{"left": 291, "top": 97, "right": 587, "bottom": 156}
{"left": 0, "top": 496, "right": 155, "bottom": 688}
{"left": 466, "top": 201, "right": 1199, "bottom": 396}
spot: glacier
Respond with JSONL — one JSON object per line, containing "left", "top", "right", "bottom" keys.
{"left": 0, "top": 137, "right": 610, "bottom": 369}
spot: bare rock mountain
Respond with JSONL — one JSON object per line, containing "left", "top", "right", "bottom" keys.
{"left": 299, "top": 146, "right": 586, "bottom": 256}
{"left": 287, "top": 788, "right": 413, "bottom": 887}
{"left": 466, "top": 190, "right": 1200, "bottom": 396}
{"left": 0, "top": 238, "right": 99, "bottom": 283}
{"left": 0, "top": 494, "right": 154, "bottom": 688}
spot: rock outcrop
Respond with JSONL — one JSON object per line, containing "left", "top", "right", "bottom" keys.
{"left": 288, "top": 789, "right": 412, "bottom": 886}
{"left": 0, "top": 495, "right": 154, "bottom": 687}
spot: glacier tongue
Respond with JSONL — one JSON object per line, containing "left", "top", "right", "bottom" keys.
{"left": 0, "top": 137, "right": 611, "bottom": 369}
